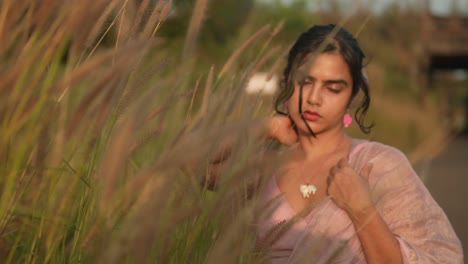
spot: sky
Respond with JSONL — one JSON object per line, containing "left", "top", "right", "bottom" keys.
{"left": 257, "top": 0, "right": 468, "bottom": 15}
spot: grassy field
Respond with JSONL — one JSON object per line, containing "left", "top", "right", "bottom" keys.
{"left": 0, "top": 0, "right": 451, "bottom": 263}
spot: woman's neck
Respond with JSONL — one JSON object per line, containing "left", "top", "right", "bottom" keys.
{"left": 295, "top": 128, "right": 350, "bottom": 161}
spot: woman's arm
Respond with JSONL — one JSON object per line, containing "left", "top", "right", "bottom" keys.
{"left": 349, "top": 204, "right": 403, "bottom": 263}
{"left": 202, "top": 115, "right": 297, "bottom": 190}
{"left": 328, "top": 146, "right": 463, "bottom": 264}
{"left": 327, "top": 160, "right": 403, "bottom": 264}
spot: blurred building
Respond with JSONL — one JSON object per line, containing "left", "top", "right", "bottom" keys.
{"left": 419, "top": 0, "right": 468, "bottom": 131}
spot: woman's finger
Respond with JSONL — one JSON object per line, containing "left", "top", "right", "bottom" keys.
{"left": 326, "top": 173, "right": 332, "bottom": 187}
{"left": 336, "top": 157, "right": 348, "bottom": 169}
{"left": 329, "top": 164, "right": 338, "bottom": 176}
{"left": 326, "top": 177, "right": 332, "bottom": 195}
{"left": 360, "top": 162, "right": 373, "bottom": 177}
{"left": 326, "top": 165, "right": 337, "bottom": 189}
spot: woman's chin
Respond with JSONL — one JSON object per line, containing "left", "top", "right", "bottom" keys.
{"left": 296, "top": 126, "right": 323, "bottom": 136}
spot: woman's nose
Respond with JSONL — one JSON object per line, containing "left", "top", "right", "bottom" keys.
{"left": 306, "top": 86, "right": 322, "bottom": 106}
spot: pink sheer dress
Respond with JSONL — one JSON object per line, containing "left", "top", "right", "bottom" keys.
{"left": 257, "top": 139, "right": 463, "bottom": 263}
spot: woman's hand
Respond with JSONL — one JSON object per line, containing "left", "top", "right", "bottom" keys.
{"left": 265, "top": 115, "right": 297, "bottom": 146}
{"left": 327, "top": 158, "right": 374, "bottom": 222}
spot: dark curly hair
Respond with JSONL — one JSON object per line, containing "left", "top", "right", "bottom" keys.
{"left": 274, "top": 24, "right": 373, "bottom": 135}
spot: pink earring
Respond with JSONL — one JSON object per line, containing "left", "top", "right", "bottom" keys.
{"left": 284, "top": 101, "right": 289, "bottom": 109}
{"left": 343, "top": 111, "right": 352, "bottom": 128}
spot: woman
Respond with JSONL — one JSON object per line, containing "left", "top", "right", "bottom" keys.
{"left": 255, "top": 24, "right": 463, "bottom": 263}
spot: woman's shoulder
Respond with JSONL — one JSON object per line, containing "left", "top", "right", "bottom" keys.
{"left": 351, "top": 139, "right": 418, "bottom": 189}
{"left": 350, "top": 139, "right": 412, "bottom": 175}
{"left": 351, "top": 139, "right": 408, "bottom": 162}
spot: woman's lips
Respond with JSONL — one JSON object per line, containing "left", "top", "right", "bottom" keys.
{"left": 302, "top": 111, "right": 321, "bottom": 121}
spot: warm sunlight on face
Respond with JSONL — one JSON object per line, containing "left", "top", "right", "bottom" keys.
{"left": 288, "top": 52, "right": 353, "bottom": 136}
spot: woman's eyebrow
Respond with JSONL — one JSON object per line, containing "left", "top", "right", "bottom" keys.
{"left": 323, "top": 79, "right": 348, "bottom": 86}
{"left": 304, "top": 74, "right": 348, "bottom": 86}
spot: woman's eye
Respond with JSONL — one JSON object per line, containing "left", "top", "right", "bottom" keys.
{"left": 327, "top": 87, "right": 340, "bottom": 93}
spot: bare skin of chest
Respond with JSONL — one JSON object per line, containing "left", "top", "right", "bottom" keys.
{"left": 275, "top": 156, "right": 344, "bottom": 214}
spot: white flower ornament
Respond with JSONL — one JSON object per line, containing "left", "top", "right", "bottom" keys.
{"left": 299, "top": 184, "right": 318, "bottom": 198}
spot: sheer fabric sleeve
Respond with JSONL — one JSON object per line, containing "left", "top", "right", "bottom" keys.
{"left": 363, "top": 143, "right": 463, "bottom": 264}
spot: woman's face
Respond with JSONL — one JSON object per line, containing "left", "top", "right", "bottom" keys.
{"left": 288, "top": 51, "right": 353, "bottom": 136}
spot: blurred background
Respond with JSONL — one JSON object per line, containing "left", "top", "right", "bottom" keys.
{"left": 164, "top": 0, "right": 468, "bottom": 258}
{"left": 0, "top": 0, "right": 466, "bottom": 262}
{"left": 164, "top": 0, "right": 468, "bottom": 254}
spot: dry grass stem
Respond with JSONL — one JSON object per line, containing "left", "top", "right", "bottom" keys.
{"left": 0, "top": 1, "right": 451, "bottom": 263}
{"left": 141, "top": 0, "right": 167, "bottom": 39}
{"left": 86, "top": 0, "right": 120, "bottom": 48}
{"left": 218, "top": 24, "right": 272, "bottom": 79}
{"left": 183, "top": 0, "right": 208, "bottom": 58}
{"left": 132, "top": 0, "right": 151, "bottom": 34}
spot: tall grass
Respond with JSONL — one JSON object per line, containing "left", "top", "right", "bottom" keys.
{"left": 0, "top": 0, "right": 450, "bottom": 263}
{"left": 0, "top": 0, "right": 283, "bottom": 262}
